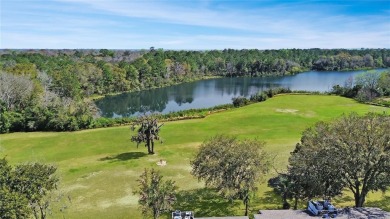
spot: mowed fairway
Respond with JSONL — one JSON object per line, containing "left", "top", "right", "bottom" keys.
{"left": 1, "top": 95, "right": 389, "bottom": 218}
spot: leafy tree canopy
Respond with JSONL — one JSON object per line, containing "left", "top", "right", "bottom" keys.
{"left": 131, "top": 114, "right": 163, "bottom": 154}
{"left": 191, "top": 135, "right": 269, "bottom": 216}
{"left": 136, "top": 168, "right": 177, "bottom": 219}
{"left": 0, "top": 158, "right": 59, "bottom": 219}
{"left": 288, "top": 112, "right": 390, "bottom": 207}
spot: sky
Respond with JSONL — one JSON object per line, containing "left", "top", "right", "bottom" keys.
{"left": 1, "top": 0, "right": 390, "bottom": 49}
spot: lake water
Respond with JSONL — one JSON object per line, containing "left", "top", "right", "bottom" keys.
{"left": 95, "top": 69, "right": 386, "bottom": 118}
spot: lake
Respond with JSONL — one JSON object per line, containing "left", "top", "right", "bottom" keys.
{"left": 95, "top": 69, "right": 386, "bottom": 118}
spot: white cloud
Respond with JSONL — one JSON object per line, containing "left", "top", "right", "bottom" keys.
{"left": 53, "top": 0, "right": 390, "bottom": 35}
{"left": 152, "top": 31, "right": 390, "bottom": 50}
{"left": 1, "top": 0, "right": 389, "bottom": 49}
{"left": 54, "top": 0, "right": 319, "bottom": 34}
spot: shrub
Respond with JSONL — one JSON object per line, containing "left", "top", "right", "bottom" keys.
{"left": 232, "top": 96, "right": 250, "bottom": 107}
{"left": 250, "top": 92, "right": 268, "bottom": 102}
{"left": 266, "top": 87, "right": 292, "bottom": 98}
{"left": 92, "top": 117, "right": 114, "bottom": 128}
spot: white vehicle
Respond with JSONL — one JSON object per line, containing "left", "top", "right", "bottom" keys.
{"left": 184, "top": 211, "right": 193, "bottom": 219}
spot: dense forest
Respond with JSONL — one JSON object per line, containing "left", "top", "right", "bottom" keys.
{"left": 1, "top": 48, "right": 390, "bottom": 132}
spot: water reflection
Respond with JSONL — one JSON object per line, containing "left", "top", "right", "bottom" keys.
{"left": 95, "top": 89, "right": 169, "bottom": 117}
{"left": 95, "top": 69, "right": 386, "bottom": 118}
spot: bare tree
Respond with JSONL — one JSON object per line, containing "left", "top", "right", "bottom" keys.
{"left": 0, "top": 72, "right": 34, "bottom": 110}
{"left": 355, "top": 71, "right": 381, "bottom": 101}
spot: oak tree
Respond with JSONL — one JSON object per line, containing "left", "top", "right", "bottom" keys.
{"left": 191, "top": 135, "right": 269, "bottom": 216}
{"left": 0, "top": 158, "right": 59, "bottom": 219}
{"left": 131, "top": 114, "right": 163, "bottom": 154}
{"left": 288, "top": 113, "right": 390, "bottom": 207}
{"left": 136, "top": 168, "right": 177, "bottom": 219}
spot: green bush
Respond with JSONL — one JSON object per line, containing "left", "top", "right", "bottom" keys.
{"left": 8, "top": 112, "right": 26, "bottom": 132}
{"left": 232, "top": 96, "right": 250, "bottom": 107}
{"left": 0, "top": 110, "right": 12, "bottom": 134}
{"left": 250, "top": 92, "right": 268, "bottom": 102}
{"left": 92, "top": 117, "right": 115, "bottom": 128}
{"left": 266, "top": 87, "right": 292, "bottom": 98}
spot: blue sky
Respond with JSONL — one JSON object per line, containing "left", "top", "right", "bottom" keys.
{"left": 1, "top": 0, "right": 389, "bottom": 49}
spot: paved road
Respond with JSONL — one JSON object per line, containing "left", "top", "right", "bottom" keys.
{"left": 254, "top": 208, "right": 390, "bottom": 219}
{"left": 254, "top": 210, "right": 345, "bottom": 219}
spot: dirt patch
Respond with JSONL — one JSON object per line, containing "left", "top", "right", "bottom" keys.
{"left": 303, "top": 110, "right": 316, "bottom": 117}
{"left": 63, "top": 184, "right": 89, "bottom": 192}
{"left": 97, "top": 200, "right": 113, "bottom": 209}
{"left": 157, "top": 159, "right": 167, "bottom": 166}
{"left": 81, "top": 193, "right": 138, "bottom": 210}
{"left": 116, "top": 194, "right": 138, "bottom": 206}
{"left": 78, "top": 171, "right": 103, "bottom": 181}
{"left": 275, "top": 108, "right": 299, "bottom": 113}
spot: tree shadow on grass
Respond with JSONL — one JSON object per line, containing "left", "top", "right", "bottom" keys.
{"left": 334, "top": 194, "right": 354, "bottom": 204}
{"left": 365, "top": 195, "right": 390, "bottom": 211}
{"left": 254, "top": 190, "right": 283, "bottom": 209}
{"left": 172, "top": 188, "right": 240, "bottom": 218}
{"left": 99, "top": 152, "right": 147, "bottom": 162}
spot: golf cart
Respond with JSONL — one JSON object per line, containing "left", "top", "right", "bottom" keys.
{"left": 308, "top": 200, "right": 337, "bottom": 218}
{"left": 172, "top": 210, "right": 194, "bottom": 219}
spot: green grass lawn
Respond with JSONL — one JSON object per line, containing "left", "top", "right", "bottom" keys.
{"left": 1, "top": 94, "right": 389, "bottom": 218}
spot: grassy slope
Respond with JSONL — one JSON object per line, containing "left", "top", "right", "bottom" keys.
{"left": 1, "top": 95, "right": 389, "bottom": 218}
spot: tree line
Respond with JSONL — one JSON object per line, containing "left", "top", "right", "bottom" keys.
{"left": 1, "top": 48, "right": 389, "bottom": 133}
{"left": 2, "top": 48, "right": 389, "bottom": 98}
{"left": 330, "top": 70, "right": 390, "bottom": 103}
